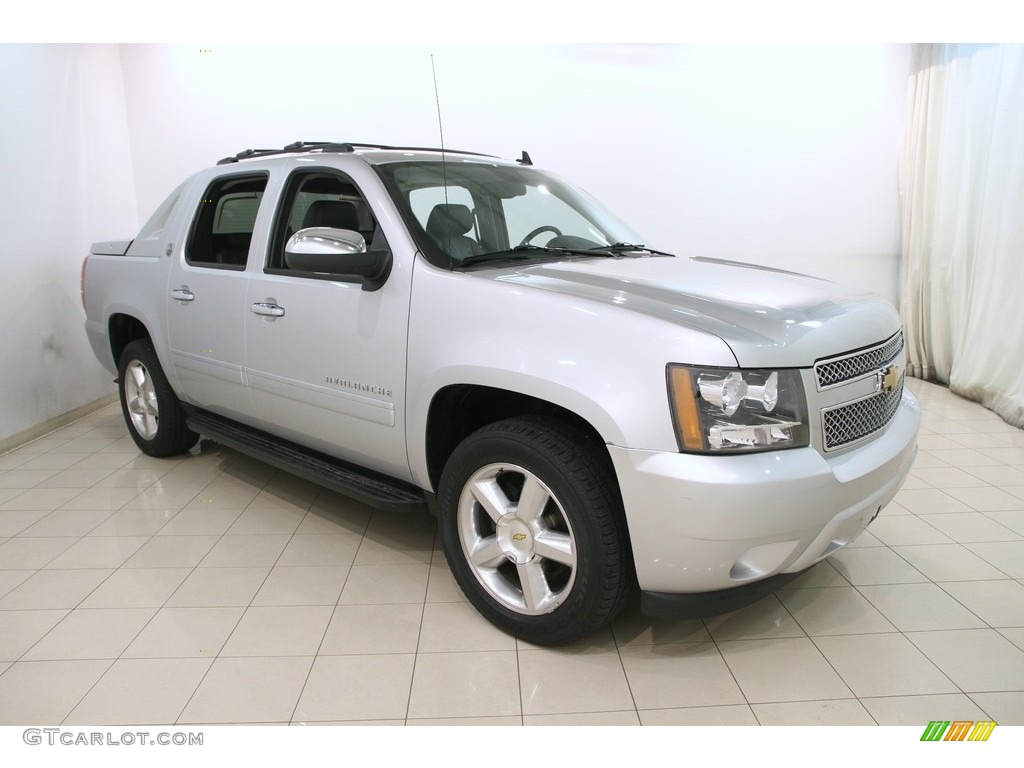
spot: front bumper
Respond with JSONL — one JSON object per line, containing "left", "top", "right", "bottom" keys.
{"left": 609, "top": 389, "right": 920, "bottom": 614}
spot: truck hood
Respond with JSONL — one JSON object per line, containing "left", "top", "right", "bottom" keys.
{"left": 487, "top": 256, "right": 901, "bottom": 368}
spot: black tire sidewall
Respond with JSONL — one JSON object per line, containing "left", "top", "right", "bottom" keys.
{"left": 438, "top": 417, "right": 629, "bottom": 645}
{"left": 118, "top": 339, "right": 197, "bottom": 457}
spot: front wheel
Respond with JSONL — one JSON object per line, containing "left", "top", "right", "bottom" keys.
{"left": 118, "top": 339, "right": 198, "bottom": 457}
{"left": 437, "top": 417, "right": 632, "bottom": 645}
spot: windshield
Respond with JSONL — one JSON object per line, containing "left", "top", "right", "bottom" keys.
{"left": 375, "top": 160, "right": 649, "bottom": 269}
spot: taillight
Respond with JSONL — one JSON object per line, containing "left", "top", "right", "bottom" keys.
{"left": 80, "top": 255, "right": 89, "bottom": 312}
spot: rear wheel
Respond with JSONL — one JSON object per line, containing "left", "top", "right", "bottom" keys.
{"left": 118, "top": 339, "right": 198, "bottom": 457}
{"left": 437, "top": 417, "right": 632, "bottom": 645}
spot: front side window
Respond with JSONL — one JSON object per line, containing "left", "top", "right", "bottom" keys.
{"left": 186, "top": 174, "right": 267, "bottom": 269}
{"left": 267, "top": 170, "right": 380, "bottom": 273}
{"left": 376, "top": 161, "right": 647, "bottom": 269}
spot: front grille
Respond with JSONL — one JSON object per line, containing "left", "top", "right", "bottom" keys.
{"left": 815, "top": 332, "right": 904, "bottom": 389}
{"left": 822, "top": 374, "right": 905, "bottom": 450}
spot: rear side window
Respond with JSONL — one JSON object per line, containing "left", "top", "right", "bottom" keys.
{"left": 187, "top": 174, "right": 268, "bottom": 269}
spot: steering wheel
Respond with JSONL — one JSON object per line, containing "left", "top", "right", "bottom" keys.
{"left": 518, "top": 225, "right": 563, "bottom": 247}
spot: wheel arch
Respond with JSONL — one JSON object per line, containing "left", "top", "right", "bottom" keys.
{"left": 108, "top": 313, "right": 152, "bottom": 370}
{"left": 423, "top": 384, "right": 616, "bottom": 496}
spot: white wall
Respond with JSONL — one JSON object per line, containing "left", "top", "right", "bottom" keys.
{"left": 1, "top": 43, "right": 910, "bottom": 444}
{"left": 0, "top": 45, "right": 138, "bottom": 444}
{"left": 120, "top": 44, "right": 910, "bottom": 303}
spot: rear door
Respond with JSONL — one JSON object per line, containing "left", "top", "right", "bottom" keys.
{"left": 166, "top": 172, "right": 267, "bottom": 421}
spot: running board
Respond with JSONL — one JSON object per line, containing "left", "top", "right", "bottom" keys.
{"left": 185, "top": 409, "right": 426, "bottom": 514}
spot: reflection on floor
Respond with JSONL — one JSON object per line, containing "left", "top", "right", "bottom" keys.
{"left": 0, "top": 379, "right": 1022, "bottom": 725}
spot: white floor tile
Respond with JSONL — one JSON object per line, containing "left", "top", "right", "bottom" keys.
{"left": 177, "top": 656, "right": 314, "bottom": 724}
{"left": 524, "top": 711, "right": 640, "bottom": 725}
{"left": 0, "top": 510, "right": 50, "bottom": 537}
{"left": 22, "top": 608, "right": 156, "bottom": 660}
{"left": 294, "top": 654, "right": 415, "bottom": 722}
{"left": 0, "top": 569, "right": 113, "bottom": 610}
{"left": 276, "top": 533, "right": 363, "bottom": 567}
{"left": 0, "top": 660, "right": 112, "bottom": 724}
{"left": 945, "top": 486, "right": 1024, "bottom": 512}
{"left": 702, "top": 594, "right": 805, "bottom": 641}
{"left": 518, "top": 646, "right": 634, "bottom": 715}
{"left": 1, "top": 383, "right": 1022, "bottom": 727}
{"left": 0, "top": 609, "right": 68, "bottom": 661}
{"left": 967, "top": 692, "right": 1024, "bottom": 726}
{"left": 319, "top": 604, "right": 423, "bottom": 655}
{"left": 776, "top": 587, "right": 896, "bottom": 636}
{"left": 751, "top": 699, "right": 876, "bottom": 725}
{"left": 338, "top": 564, "right": 429, "bottom": 604}
{"left": 964, "top": 541, "right": 1024, "bottom": 578}
{"left": 418, "top": 601, "right": 517, "bottom": 652}
{"left": 64, "top": 658, "right": 212, "bottom": 725}
{"left": 407, "top": 651, "right": 520, "bottom": 719}
{"left": 251, "top": 566, "right": 349, "bottom": 607}
{"left": 906, "top": 629, "right": 1024, "bottom": 692}
{"left": 812, "top": 633, "right": 958, "bottom": 697}
{"left": 620, "top": 642, "right": 747, "bottom": 708}
{"left": 860, "top": 693, "right": 991, "bottom": 725}
{"left": 122, "top": 535, "right": 220, "bottom": 568}
{"left": 937, "top": 580, "right": 1024, "bottom": 626}
{"left": 857, "top": 583, "right": 986, "bottom": 632}
{"left": 43, "top": 536, "right": 148, "bottom": 569}
{"left": 867, "top": 516, "right": 954, "bottom": 546}
{"left": 639, "top": 705, "right": 758, "bottom": 725}
{"left": 200, "top": 535, "right": 291, "bottom": 567}
{"left": 611, "top": 603, "right": 712, "bottom": 645}
{"left": 165, "top": 567, "right": 271, "bottom": 608}
{"left": 219, "top": 605, "right": 333, "bottom": 657}
{"left": 79, "top": 568, "right": 191, "bottom": 608}
{"left": 892, "top": 544, "right": 1009, "bottom": 581}
{"left": 829, "top": 547, "right": 929, "bottom": 585}
{"left": 123, "top": 606, "right": 245, "bottom": 658}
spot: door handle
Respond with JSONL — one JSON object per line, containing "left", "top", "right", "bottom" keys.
{"left": 251, "top": 302, "right": 285, "bottom": 318}
{"left": 170, "top": 287, "right": 195, "bottom": 302}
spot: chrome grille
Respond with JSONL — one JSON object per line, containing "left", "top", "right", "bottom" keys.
{"left": 815, "top": 332, "right": 904, "bottom": 389}
{"left": 822, "top": 374, "right": 905, "bottom": 450}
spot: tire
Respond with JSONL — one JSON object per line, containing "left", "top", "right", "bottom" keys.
{"left": 437, "top": 416, "right": 632, "bottom": 645}
{"left": 118, "top": 338, "right": 198, "bottom": 457}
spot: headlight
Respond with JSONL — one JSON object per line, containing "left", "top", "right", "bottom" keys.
{"left": 667, "top": 365, "right": 809, "bottom": 453}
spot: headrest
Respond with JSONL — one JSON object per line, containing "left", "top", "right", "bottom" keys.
{"left": 426, "top": 204, "right": 474, "bottom": 237}
{"left": 302, "top": 200, "right": 360, "bottom": 231}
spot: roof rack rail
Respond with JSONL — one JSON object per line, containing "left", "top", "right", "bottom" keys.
{"left": 216, "top": 141, "right": 498, "bottom": 165}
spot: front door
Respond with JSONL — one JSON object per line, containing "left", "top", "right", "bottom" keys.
{"left": 243, "top": 168, "right": 411, "bottom": 481}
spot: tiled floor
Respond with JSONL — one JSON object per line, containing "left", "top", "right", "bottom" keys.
{"left": 1, "top": 378, "right": 1023, "bottom": 726}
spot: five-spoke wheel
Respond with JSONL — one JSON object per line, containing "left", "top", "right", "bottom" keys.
{"left": 118, "top": 339, "right": 198, "bottom": 457}
{"left": 438, "top": 417, "right": 631, "bottom": 645}
{"left": 457, "top": 461, "right": 578, "bottom": 615}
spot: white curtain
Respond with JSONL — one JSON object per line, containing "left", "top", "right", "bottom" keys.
{"left": 899, "top": 44, "right": 1024, "bottom": 428}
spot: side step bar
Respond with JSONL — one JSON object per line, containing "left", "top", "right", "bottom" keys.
{"left": 185, "top": 409, "right": 426, "bottom": 514}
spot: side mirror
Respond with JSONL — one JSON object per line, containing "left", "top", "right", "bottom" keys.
{"left": 284, "top": 227, "right": 391, "bottom": 291}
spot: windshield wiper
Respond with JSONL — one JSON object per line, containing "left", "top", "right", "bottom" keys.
{"left": 455, "top": 242, "right": 673, "bottom": 268}
{"left": 588, "top": 242, "right": 675, "bottom": 257}
{"left": 457, "top": 244, "right": 585, "bottom": 267}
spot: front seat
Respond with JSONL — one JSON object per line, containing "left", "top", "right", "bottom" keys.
{"left": 425, "top": 203, "right": 482, "bottom": 260}
{"left": 302, "top": 200, "right": 361, "bottom": 231}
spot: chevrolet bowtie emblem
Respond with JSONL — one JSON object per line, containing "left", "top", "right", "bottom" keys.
{"left": 876, "top": 363, "right": 902, "bottom": 393}
{"left": 512, "top": 533, "right": 527, "bottom": 542}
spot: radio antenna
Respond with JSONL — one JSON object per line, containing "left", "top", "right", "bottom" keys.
{"left": 430, "top": 54, "right": 453, "bottom": 261}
